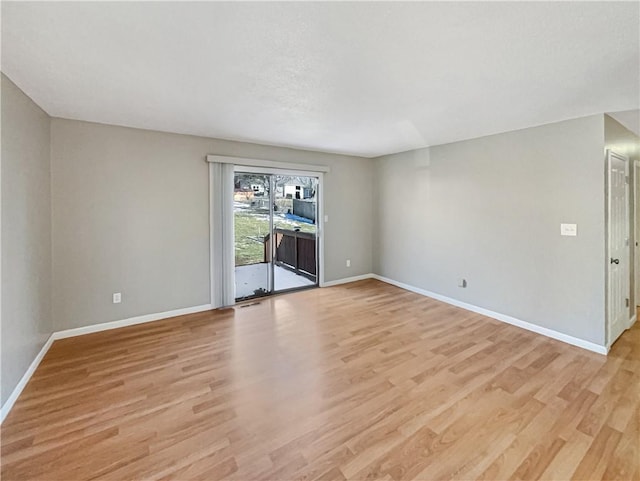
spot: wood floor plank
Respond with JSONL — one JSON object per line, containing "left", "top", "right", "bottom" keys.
{"left": 1, "top": 280, "right": 638, "bottom": 480}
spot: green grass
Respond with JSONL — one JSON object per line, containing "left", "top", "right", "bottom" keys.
{"left": 234, "top": 210, "right": 316, "bottom": 266}
{"left": 235, "top": 211, "right": 270, "bottom": 265}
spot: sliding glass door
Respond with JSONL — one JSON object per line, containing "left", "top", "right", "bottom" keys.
{"left": 272, "top": 175, "right": 318, "bottom": 293}
{"left": 233, "top": 173, "right": 271, "bottom": 299}
{"left": 233, "top": 171, "right": 319, "bottom": 301}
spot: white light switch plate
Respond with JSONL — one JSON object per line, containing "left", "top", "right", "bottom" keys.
{"left": 560, "top": 223, "right": 577, "bottom": 236}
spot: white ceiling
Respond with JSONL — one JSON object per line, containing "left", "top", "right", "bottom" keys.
{"left": 2, "top": 2, "right": 639, "bottom": 158}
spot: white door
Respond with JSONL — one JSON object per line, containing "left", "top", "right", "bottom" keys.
{"left": 608, "top": 150, "right": 630, "bottom": 345}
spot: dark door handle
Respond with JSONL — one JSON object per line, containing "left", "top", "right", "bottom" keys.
{"left": 611, "top": 258, "right": 620, "bottom": 265}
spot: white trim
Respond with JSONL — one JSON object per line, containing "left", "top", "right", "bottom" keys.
{"left": 607, "top": 312, "right": 637, "bottom": 349}
{"left": 371, "top": 274, "right": 609, "bottom": 355}
{"left": 206, "top": 155, "right": 329, "bottom": 173}
{"left": 235, "top": 165, "right": 325, "bottom": 177}
{"left": 2, "top": 272, "right": 612, "bottom": 423}
{"left": 1, "top": 334, "right": 55, "bottom": 423}
{"left": 53, "top": 304, "right": 213, "bottom": 340}
{"left": 321, "top": 273, "right": 374, "bottom": 287}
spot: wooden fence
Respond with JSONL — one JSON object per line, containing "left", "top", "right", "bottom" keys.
{"left": 264, "top": 228, "right": 316, "bottom": 281}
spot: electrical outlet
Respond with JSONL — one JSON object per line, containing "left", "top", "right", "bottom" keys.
{"left": 346, "top": 259, "right": 351, "bottom": 267}
{"left": 113, "top": 292, "right": 122, "bottom": 304}
{"left": 458, "top": 279, "right": 467, "bottom": 288}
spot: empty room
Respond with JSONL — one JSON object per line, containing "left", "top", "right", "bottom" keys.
{"left": 1, "top": 1, "right": 639, "bottom": 480}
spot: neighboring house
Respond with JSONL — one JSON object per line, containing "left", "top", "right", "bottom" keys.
{"left": 233, "top": 179, "right": 266, "bottom": 201}
{"left": 250, "top": 184, "right": 265, "bottom": 195}
{"left": 283, "top": 182, "right": 314, "bottom": 200}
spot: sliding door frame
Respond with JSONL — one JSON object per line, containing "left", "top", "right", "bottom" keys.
{"left": 233, "top": 165, "right": 325, "bottom": 294}
{"left": 207, "top": 154, "right": 328, "bottom": 306}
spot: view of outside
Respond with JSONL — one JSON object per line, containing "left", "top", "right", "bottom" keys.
{"left": 234, "top": 173, "right": 317, "bottom": 266}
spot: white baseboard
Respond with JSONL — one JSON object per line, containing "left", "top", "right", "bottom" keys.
{"left": 1, "top": 303, "right": 214, "bottom": 424}
{"left": 371, "top": 274, "right": 608, "bottom": 355}
{"left": 1, "top": 276, "right": 610, "bottom": 424}
{"left": 0, "top": 334, "right": 55, "bottom": 424}
{"left": 52, "top": 304, "right": 213, "bottom": 340}
{"left": 321, "top": 273, "right": 374, "bottom": 287}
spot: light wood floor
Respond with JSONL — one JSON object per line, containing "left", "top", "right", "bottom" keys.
{"left": 1, "top": 280, "right": 638, "bottom": 481}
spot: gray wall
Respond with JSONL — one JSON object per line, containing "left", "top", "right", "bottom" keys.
{"left": 604, "top": 114, "right": 640, "bottom": 319}
{"left": 1, "top": 71, "right": 623, "bottom": 411}
{"left": 1, "top": 75, "right": 52, "bottom": 405}
{"left": 373, "top": 115, "right": 606, "bottom": 346}
{"left": 51, "top": 119, "right": 373, "bottom": 330}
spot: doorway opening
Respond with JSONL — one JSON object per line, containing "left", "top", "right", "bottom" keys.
{"left": 233, "top": 171, "right": 320, "bottom": 301}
